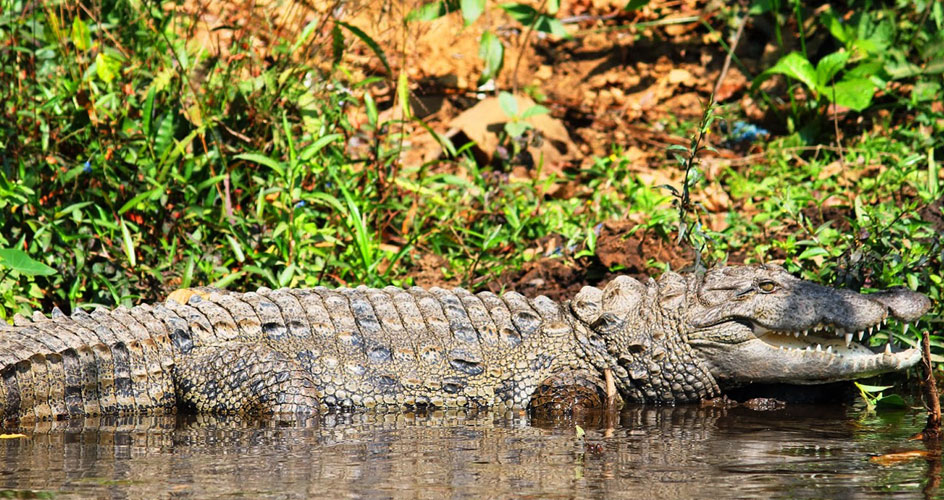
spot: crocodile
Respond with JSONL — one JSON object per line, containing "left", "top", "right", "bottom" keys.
{"left": 0, "top": 264, "right": 931, "bottom": 422}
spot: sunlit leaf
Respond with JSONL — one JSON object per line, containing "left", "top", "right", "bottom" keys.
{"left": 498, "top": 91, "right": 518, "bottom": 117}
{"left": 815, "top": 51, "right": 850, "bottom": 87}
{"left": 71, "top": 17, "right": 91, "bottom": 52}
{"left": 753, "top": 52, "right": 818, "bottom": 94}
{"left": 478, "top": 30, "right": 504, "bottom": 83}
{"left": 0, "top": 249, "right": 56, "bottom": 276}
{"left": 461, "top": 0, "right": 486, "bottom": 24}
{"left": 95, "top": 52, "right": 121, "bottom": 83}
{"left": 829, "top": 78, "right": 876, "bottom": 112}
{"left": 335, "top": 21, "right": 391, "bottom": 75}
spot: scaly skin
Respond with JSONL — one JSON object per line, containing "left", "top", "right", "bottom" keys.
{"left": 0, "top": 264, "right": 932, "bottom": 422}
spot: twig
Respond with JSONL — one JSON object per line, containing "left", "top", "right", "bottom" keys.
{"left": 922, "top": 329, "right": 942, "bottom": 440}
{"left": 511, "top": 0, "right": 549, "bottom": 96}
{"left": 712, "top": 13, "right": 747, "bottom": 100}
{"left": 831, "top": 87, "right": 845, "bottom": 166}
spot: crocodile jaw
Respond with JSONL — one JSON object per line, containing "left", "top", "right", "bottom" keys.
{"left": 690, "top": 318, "right": 922, "bottom": 386}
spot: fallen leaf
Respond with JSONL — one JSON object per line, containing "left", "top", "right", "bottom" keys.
{"left": 447, "top": 94, "right": 574, "bottom": 176}
{"left": 818, "top": 160, "right": 843, "bottom": 180}
{"left": 0, "top": 433, "right": 27, "bottom": 439}
{"left": 870, "top": 450, "right": 932, "bottom": 466}
{"left": 667, "top": 68, "right": 693, "bottom": 85}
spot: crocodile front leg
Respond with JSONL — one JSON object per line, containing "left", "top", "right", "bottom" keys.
{"left": 527, "top": 369, "right": 614, "bottom": 416}
{"left": 173, "top": 344, "right": 321, "bottom": 416}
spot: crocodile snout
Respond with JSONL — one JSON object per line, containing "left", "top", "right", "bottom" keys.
{"left": 867, "top": 288, "right": 931, "bottom": 322}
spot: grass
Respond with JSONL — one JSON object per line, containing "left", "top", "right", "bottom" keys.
{"left": 0, "top": 0, "right": 942, "bottom": 373}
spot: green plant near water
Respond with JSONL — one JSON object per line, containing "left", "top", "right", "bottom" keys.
{"left": 662, "top": 98, "right": 721, "bottom": 270}
{"left": 0, "top": 0, "right": 643, "bottom": 319}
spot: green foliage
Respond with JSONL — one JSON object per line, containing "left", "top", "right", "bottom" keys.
{"left": 753, "top": 51, "right": 876, "bottom": 112}
{"left": 855, "top": 382, "right": 907, "bottom": 411}
{"left": 662, "top": 99, "right": 719, "bottom": 269}
{"left": 749, "top": 0, "right": 944, "bottom": 142}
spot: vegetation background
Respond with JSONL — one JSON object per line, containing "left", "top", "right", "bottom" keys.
{"left": 1, "top": 0, "right": 942, "bottom": 385}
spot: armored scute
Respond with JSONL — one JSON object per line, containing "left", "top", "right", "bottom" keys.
{"left": 0, "top": 265, "right": 930, "bottom": 422}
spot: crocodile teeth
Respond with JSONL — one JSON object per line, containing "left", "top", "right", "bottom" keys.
{"left": 903, "top": 323, "right": 910, "bottom": 336}
{"left": 826, "top": 346, "right": 833, "bottom": 354}
{"left": 844, "top": 333, "right": 853, "bottom": 347}
{"left": 885, "top": 343, "right": 892, "bottom": 354}
{"left": 815, "top": 344, "right": 822, "bottom": 352}
{"left": 794, "top": 331, "right": 801, "bottom": 338}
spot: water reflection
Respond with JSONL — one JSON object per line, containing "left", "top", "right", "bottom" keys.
{"left": 0, "top": 405, "right": 935, "bottom": 499}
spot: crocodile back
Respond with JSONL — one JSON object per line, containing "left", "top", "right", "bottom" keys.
{"left": 0, "top": 306, "right": 177, "bottom": 421}
{"left": 169, "top": 285, "right": 586, "bottom": 411}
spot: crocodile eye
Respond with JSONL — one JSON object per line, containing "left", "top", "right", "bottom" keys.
{"left": 758, "top": 281, "right": 777, "bottom": 293}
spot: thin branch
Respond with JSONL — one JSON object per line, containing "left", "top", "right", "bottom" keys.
{"left": 511, "top": 0, "right": 549, "bottom": 96}
{"left": 712, "top": 12, "right": 747, "bottom": 100}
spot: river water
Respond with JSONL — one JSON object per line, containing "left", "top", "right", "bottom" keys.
{"left": 0, "top": 404, "right": 937, "bottom": 499}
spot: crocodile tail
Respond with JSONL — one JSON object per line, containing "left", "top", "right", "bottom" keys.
{"left": 0, "top": 304, "right": 178, "bottom": 423}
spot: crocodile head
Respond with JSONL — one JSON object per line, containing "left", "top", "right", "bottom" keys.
{"left": 685, "top": 264, "right": 931, "bottom": 387}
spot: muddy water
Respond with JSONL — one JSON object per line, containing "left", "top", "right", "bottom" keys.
{"left": 0, "top": 405, "right": 936, "bottom": 499}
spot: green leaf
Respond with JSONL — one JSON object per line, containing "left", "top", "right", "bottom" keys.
{"left": 0, "top": 249, "right": 56, "bottom": 276}
{"left": 336, "top": 21, "right": 391, "bottom": 75}
{"left": 364, "top": 92, "right": 378, "bottom": 127}
{"left": 874, "top": 394, "right": 907, "bottom": 408}
{"left": 226, "top": 234, "right": 245, "bottom": 263}
{"left": 500, "top": 3, "right": 538, "bottom": 24}
{"left": 118, "top": 188, "right": 161, "bottom": 214}
{"left": 797, "top": 247, "right": 829, "bottom": 260}
{"left": 120, "top": 220, "right": 136, "bottom": 268}
{"left": 300, "top": 133, "right": 343, "bottom": 161}
{"left": 235, "top": 153, "right": 285, "bottom": 177}
{"left": 331, "top": 24, "right": 344, "bottom": 66}
{"left": 504, "top": 121, "right": 531, "bottom": 137}
{"left": 829, "top": 78, "right": 875, "bottom": 112}
{"left": 71, "top": 17, "right": 91, "bottom": 52}
{"left": 406, "top": 1, "right": 449, "bottom": 21}
{"left": 536, "top": 16, "right": 569, "bottom": 38}
{"left": 211, "top": 270, "right": 245, "bottom": 289}
{"left": 498, "top": 91, "right": 518, "bottom": 117}
{"left": 55, "top": 201, "right": 93, "bottom": 219}
{"left": 624, "top": 0, "right": 650, "bottom": 10}
{"left": 754, "top": 52, "right": 819, "bottom": 94}
{"left": 855, "top": 383, "right": 894, "bottom": 393}
{"left": 478, "top": 30, "right": 504, "bottom": 83}
{"left": 747, "top": 0, "right": 773, "bottom": 15}
{"left": 815, "top": 51, "right": 850, "bottom": 87}
{"left": 520, "top": 104, "right": 550, "bottom": 119}
{"left": 95, "top": 52, "right": 121, "bottom": 83}
{"left": 461, "top": 0, "right": 485, "bottom": 24}
{"left": 398, "top": 72, "right": 412, "bottom": 120}
{"left": 278, "top": 264, "right": 297, "bottom": 288}
{"left": 142, "top": 86, "right": 156, "bottom": 136}
{"left": 819, "top": 7, "right": 852, "bottom": 46}
{"left": 290, "top": 19, "right": 319, "bottom": 55}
